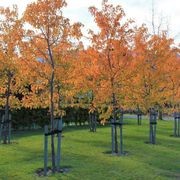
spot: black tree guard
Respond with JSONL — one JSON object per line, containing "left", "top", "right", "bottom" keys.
{"left": 89, "top": 112, "right": 97, "bottom": 132}
{"left": 174, "top": 112, "right": 180, "bottom": 137}
{"left": 137, "top": 113, "right": 142, "bottom": 125}
{"left": 0, "top": 110, "right": 11, "bottom": 144}
{"left": 149, "top": 109, "right": 158, "bottom": 144}
{"left": 44, "top": 118, "right": 63, "bottom": 176}
{"left": 137, "top": 108, "right": 142, "bottom": 125}
{"left": 111, "top": 110, "right": 124, "bottom": 155}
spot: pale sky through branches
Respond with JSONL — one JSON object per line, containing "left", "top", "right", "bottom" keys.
{"left": 0, "top": 0, "right": 179, "bottom": 45}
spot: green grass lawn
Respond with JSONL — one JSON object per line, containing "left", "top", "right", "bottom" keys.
{"left": 0, "top": 119, "right": 180, "bottom": 180}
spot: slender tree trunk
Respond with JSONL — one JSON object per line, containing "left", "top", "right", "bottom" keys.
{"left": 3, "top": 73, "right": 12, "bottom": 144}
{"left": 158, "top": 110, "right": 163, "bottom": 120}
{"left": 47, "top": 37, "right": 56, "bottom": 172}
{"left": 50, "top": 69, "right": 56, "bottom": 172}
{"left": 158, "top": 105, "right": 163, "bottom": 120}
{"left": 151, "top": 0, "right": 156, "bottom": 35}
{"left": 112, "top": 92, "right": 118, "bottom": 153}
{"left": 89, "top": 91, "right": 97, "bottom": 132}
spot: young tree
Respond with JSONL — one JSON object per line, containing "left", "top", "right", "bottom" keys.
{"left": 88, "top": 0, "right": 134, "bottom": 153}
{"left": 75, "top": 48, "right": 100, "bottom": 130}
{"left": 130, "top": 25, "right": 177, "bottom": 113}
{"left": 22, "top": 0, "right": 82, "bottom": 172}
{"left": 0, "top": 5, "right": 23, "bottom": 144}
{"left": 163, "top": 45, "right": 180, "bottom": 136}
{"left": 164, "top": 46, "right": 180, "bottom": 113}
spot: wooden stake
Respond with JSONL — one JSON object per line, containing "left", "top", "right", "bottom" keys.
{"left": 44, "top": 125, "right": 48, "bottom": 176}
{"left": 56, "top": 119, "right": 62, "bottom": 171}
{"left": 8, "top": 114, "right": 11, "bottom": 144}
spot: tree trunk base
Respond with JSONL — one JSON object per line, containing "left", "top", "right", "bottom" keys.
{"left": 36, "top": 167, "right": 70, "bottom": 177}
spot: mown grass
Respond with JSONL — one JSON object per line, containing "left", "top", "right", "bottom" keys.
{"left": 0, "top": 119, "right": 179, "bottom": 180}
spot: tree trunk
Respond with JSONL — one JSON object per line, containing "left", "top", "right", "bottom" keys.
{"left": 50, "top": 69, "right": 56, "bottom": 172}
{"left": 47, "top": 38, "right": 56, "bottom": 172}
{"left": 158, "top": 110, "right": 163, "bottom": 120}
{"left": 158, "top": 109, "right": 163, "bottom": 120}
{"left": 112, "top": 92, "right": 118, "bottom": 153}
{"left": 3, "top": 73, "right": 12, "bottom": 144}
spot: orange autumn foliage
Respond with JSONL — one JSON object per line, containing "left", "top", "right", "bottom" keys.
{"left": 85, "top": 0, "right": 134, "bottom": 120}
{"left": 128, "top": 26, "right": 180, "bottom": 113}
{"left": 0, "top": 5, "right": 24, "bottom": 108}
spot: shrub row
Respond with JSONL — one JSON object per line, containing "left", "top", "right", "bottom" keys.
{"left": 10, "top": 107, "right": 94, "bottom": 130}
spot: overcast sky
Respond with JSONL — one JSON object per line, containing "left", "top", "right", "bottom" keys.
{"left": 0, "top": 0, "right": 179, "bottom": 45}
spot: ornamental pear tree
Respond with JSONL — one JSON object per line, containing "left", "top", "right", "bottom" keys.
{"left": 88, "top": 0, "right": 134, "bottom": 153}
{"left": 88, "top": 0, "right": 134, "bottom": 118}
{"left": 73, "top": 48, "right": 100, "bottom": 130}
{"left": 163, "top": 46, "right": 180, "bottom": 114}
{"left": 131, "top": 26, "right": 179, "bottom": 114}
{"left": 23, "top": 0, "right": 82, "bottom": 172}
{"left": 0, "top": 5, "right": 23, "bottom": 144}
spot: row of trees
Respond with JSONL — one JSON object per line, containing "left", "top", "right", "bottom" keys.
{"left": 0, "top": 0, "right": 179, "bottom": 171}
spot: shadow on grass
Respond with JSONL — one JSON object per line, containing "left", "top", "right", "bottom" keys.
{"left": 12, "top": 129, "right": 43, "bottom": 139}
